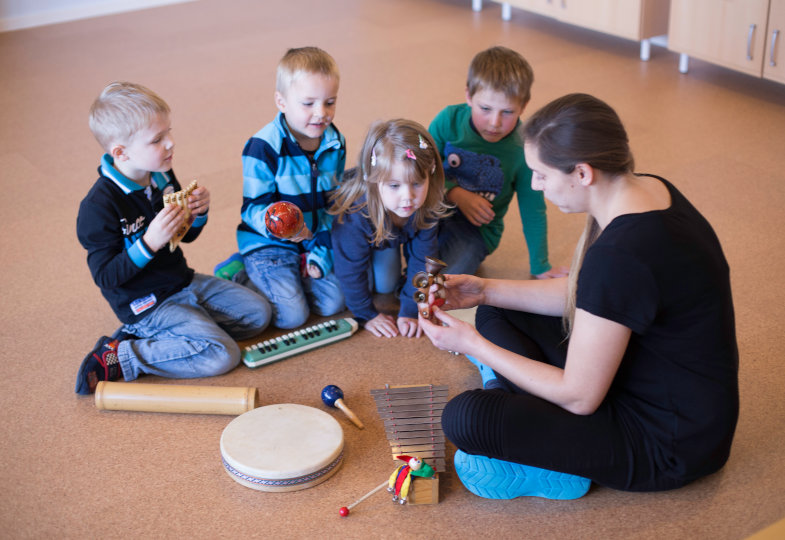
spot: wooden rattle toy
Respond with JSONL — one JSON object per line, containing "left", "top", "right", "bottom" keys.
{"left": 321, "top": 384, "right": 364, "bottom": 429}
{"left": 264, "top": 201, "right": 305, "bottom": 239}
{"left": 162, "top": 180, "right": 198, "bottom": 252}
{"left": 412, "top": 255, "right": 447, "bottom": 319}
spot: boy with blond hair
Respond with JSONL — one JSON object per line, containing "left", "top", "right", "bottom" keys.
{"left": 217, "top": 46, "right": 345, "bottom": 329}
{"left": 75, "top": 81, "right": 271, "bottom": 395}
{"left": 429, "top": 46, "right": 565, "bottom": 279}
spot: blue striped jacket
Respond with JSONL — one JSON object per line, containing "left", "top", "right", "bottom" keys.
{"left": 236, "top": 112, "right": 345, "bottom": 274}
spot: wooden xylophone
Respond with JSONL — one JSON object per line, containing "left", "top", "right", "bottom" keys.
{"left": 242, "top": 318, "right": 359, "bottom": 369}
{"left": 162, "top": 180, "right": 198, "bottom": 252}
{"left": 371, "top": 384, "right": 448, "bottom": 505}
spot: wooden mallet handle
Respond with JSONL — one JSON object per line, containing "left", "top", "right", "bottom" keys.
{"left": 321, "top": 384, "right": 365, "bottom": 429}
{"left": 334, "top": 398, "right": 365, "bottom": 429}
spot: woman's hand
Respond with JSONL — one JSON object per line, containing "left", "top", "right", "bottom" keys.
{"left": 364, "top": 313, "right": 399, "bottom": 338}
{"left": 436, "top": 274, "right": 486, "bottom": 311}
{"left": 397, "top": 316, "right": 421, "bottom": 338}
{"left": 418, "top": 306, "right": 480, "bottom": 355}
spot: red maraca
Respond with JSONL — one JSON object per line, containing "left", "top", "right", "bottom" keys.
{"left": 264, "top": 201, "right": 304, "bottom": 239}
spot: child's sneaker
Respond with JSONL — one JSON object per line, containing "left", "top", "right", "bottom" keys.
{"left": 75, "top": 336, "right": 122, "bottom": 395}
{"left": 466, "top": 355, "right": 498, "bottom": 388}
{"left": 214, "top": 252, "right": 244, "bottom": 281}
{"left": 453, "top": 450, "right": 591, "bottom": 500}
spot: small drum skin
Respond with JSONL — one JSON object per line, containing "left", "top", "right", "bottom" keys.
{"left": 220, "top": 404, "right": 344, "bottom": 492}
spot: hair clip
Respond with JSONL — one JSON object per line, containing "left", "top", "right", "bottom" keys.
{"left": 418, "top": 135, "right": 428, "bottom": 149}
{"left": 406, "top": 149, "right": 416, "bottom": 160}
{"left": 371, "top": 149, "right": 377, "bottom": 167}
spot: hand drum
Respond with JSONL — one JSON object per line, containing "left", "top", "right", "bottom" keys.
{"left": 265, "top": 201, "right": 305, "bottom": 239}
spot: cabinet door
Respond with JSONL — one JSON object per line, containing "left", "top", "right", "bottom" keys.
{"left": 668, "top": 0, "right": 770, "bottom": 77}
{"left": 764, "top": 0, "right": 785, "bottom": 83}
{"left": 558, "top": 0, "right": 644, "bottom": 40}
{"left": 504, "top": 0, "right": 560, "bottom": 18}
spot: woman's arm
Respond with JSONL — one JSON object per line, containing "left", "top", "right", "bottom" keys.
{"left": 440, "top": 274, "right": 568, "bottom": 317}
{"left": 421, "top": 306, "right": 630, "bottom": 415}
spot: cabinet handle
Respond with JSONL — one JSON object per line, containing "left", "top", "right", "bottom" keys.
{"left": 771, "top": 30, "right": 780, "bottom": 67}
{"left": 747, "top": 24, "right": 756, "bottom": 61}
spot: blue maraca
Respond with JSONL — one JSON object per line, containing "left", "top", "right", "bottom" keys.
{"left": 321, "top": 385, "right": 364, "bottom": 429}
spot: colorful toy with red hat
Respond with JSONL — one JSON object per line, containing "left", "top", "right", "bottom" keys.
{"left": 388, "top": 455, "right": 436, "bottom": 504}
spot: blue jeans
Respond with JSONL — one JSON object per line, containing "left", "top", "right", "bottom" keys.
{"left": 118, "top": 273, "right": 272, "bottom": 381}
{"left": 438, "top": 212, "right": 489, "bottom": 276}
{"left": 371, "top": 246, "right": 402, "bottom": 294}
{"left": 242, "top": 246, "right": 345, "bottom": 329}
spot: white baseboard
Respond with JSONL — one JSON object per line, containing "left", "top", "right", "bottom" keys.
{"left": 0, "top": 0, "right": 194, "bottom": 33}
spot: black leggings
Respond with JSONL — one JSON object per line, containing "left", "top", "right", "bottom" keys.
{"left": 442, "top": 305, "right": 684, "bottom": 491}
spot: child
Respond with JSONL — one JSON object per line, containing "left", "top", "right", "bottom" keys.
{"left": 330, "top": 119, "right": 451, "bottom": 338}
{"left": 429, "top": 46, "right": 566, "bottom": 278}
{"left": 217, "top": 46, "right": 345, "bottom": 329}
{"left": 75, "top": 81, "right": 272, "bottom": 395}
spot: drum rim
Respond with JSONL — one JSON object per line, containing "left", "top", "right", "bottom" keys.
{"left": 219, "top": 403, "right": 344, "bottom": 490}
{"left": 221, "top": 449, "right": 343, "bottom": 488}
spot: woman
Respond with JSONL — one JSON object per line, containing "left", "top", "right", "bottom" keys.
{"left": 419, "top": 93, "right": 738, "bottom": 499}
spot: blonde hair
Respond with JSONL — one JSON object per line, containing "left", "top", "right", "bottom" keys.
{"left": 523, "top": 93, "right": 634, "bottom": 334}
{"left": 88, "top": 81, "right": 170, "bottom": 151}
{"left": 467, "top": 46, "right": 534, "bottom": 107}
{"left": 276, "top": 46, "right": 339, "bottom": 95}
{"left": 330, "top": 119, "right": 452, "bottom": 246}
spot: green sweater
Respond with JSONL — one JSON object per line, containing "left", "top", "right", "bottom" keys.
{"left": 429, "top": 104, "right": 550, "bottom": 275}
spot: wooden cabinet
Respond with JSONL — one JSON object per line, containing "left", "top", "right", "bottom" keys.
{"left": 668, "top": 0, "right": 785, "bottom": 84}
{"left": 474, "top": 0, "right": 670, "bottom": 60}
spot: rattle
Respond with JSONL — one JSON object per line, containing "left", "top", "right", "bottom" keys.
{"left": 321, "top": 385, "right": 364, "bottom": 429}
{"left": 162, "top": 180, "right": 198, "bottom": 252}
{"left": 265, "top": 201, "right": 305, "bottom": 239}
{"left": 412, "top": 255, "right": 448, "bottom": 319}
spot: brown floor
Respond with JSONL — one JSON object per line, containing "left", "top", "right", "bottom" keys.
{"left": 2, "top": 0, "right": 784, "bottom": 538}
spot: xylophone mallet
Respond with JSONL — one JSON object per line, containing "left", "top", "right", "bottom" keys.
{"left": 321, "top": 385, "right": 364, "bottom": 429}
{"left": 339, "top": 480, "right": 388, "bottom": 517}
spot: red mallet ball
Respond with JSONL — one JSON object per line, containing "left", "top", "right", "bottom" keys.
{"left": 339, "top": 507, "right": 350, "bottom": 517}
{"left": 265, "top": 201, "right": 304, "bottom": 239}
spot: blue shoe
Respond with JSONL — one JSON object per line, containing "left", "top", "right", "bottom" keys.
{"left": 214, "top": 253, "right": 244, "bottom": 280}
{"left": 75, "top": 336, "right": 122, "bottom": 395}
{"left": 453, "top": 450, "right": 591, "bottom": 500}
{"left": 465, "top": 355, "right": 498, "bottom": 389}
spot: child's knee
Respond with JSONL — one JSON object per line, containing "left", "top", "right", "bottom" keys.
{"left": 245, "top": 293, "right": 273, "bottom": 331}
{"left": 273, "top": 302, "right": 310, "bottom": 329}
{"left": 315, "top": 295, "right": 345, "bottom": 317}
{"left": 197, "top": 339, "right": 242, "bottom": 376}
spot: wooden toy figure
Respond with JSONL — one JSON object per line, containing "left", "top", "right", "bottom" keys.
{"left": 388, "top": 455, "right": 436, "bottom": 504}
{"left": 412, "top": 256, "right": 447, "bottom": 319}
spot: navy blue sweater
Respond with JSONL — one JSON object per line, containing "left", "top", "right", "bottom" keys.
{"left": 76, "top": 155, "right": 206, "bottom": 324}
{"left": 331, "top": 200, "right": 438, "bottom": 324}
